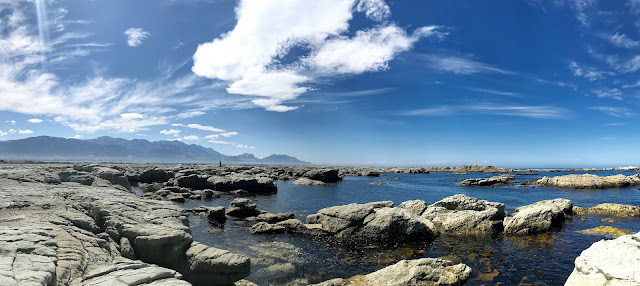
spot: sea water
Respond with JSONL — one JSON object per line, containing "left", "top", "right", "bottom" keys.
{"left": 178, "top": 171, "right": 640, "bottom": 285}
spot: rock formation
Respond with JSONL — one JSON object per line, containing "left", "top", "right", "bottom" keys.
{"left": 503, "top": 198, "right": 573, "bottom": 234}
{"left": 421, "top": 194, "right": 506, "bottom": 235}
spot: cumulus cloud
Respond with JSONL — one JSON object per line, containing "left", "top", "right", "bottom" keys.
{"left": 18, "top": 129, "right": 33, "bottom": 134}
{"left": 192, "top": 0, "right": 441, "bottom": 111}
{"left": 172, "top": 123, "right": 225, "bottom": 132}
{"left": 28, "top": 118, "right": 43, "bottom": 123}
{"left": 160, "top": 129, "right": 181, "bottom": 136}
{"left": 236, "top": 144, "right": 255, "bottom": 149}
{"left": 69, "top": 134, "right": 82, "bottom": 139}
{"left": 124, "top": 28, "right": 150, "bottom": 47}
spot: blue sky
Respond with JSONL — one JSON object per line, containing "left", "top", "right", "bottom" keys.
{"left": 0, "top": 0, "right": 639, "bottom": 167}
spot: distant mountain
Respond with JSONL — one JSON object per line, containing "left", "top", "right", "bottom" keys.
{"left": 0, "top": 136, "right": 311, "bottom": 165}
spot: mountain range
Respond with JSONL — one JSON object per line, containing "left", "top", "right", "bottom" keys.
{"left": 0, "top": 136, "right": 311, "bottom": 165}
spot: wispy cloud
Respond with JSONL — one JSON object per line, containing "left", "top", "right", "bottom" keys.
{"left": 27, "top": 118, "right": 43, "bottom": 123}
{"left": 589, "top": 106, "right": 635, "bottom": 117}
{"left": 124, "top": 27, "right": 150, "bottom": 47}
{"left": 160, "top": 129, "right": 181, "bottom": 136}
{"left": 421, "top": 55, "right": 513, "bottom": 75}
{"left": 403, "top": 104, "right": 568, "bottom": 119}
{"left": 607, "top": 33, "right": 640, "bottom": 48}
{"left": 568, "top": 60, "right": 607, "bottom": 81}
{"left": 172, "top": 123, "right": 225, "bottom": 132}
{"left": 603, "top": 122, "right": 627, "bottom": 126}
{"left": 467, "top": 87, "right": 520, "bottom": 97}
{"left": 219, "top": 131, "right": 238, "bottom": 137}
{"left": 592, "top": 88, "right": 623, "bottom": 100}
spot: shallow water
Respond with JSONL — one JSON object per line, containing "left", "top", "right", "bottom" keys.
{"left": 177, "top": 171, "right": 640, "bottom": 285}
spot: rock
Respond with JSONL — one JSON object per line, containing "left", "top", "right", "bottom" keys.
{"left": 75, "top": 260, "right": 191, "bottom": 286}
{"left": 255, "top": 212, "right": 295, "bottom": 223}
{"left": 235, "top": 280, "right": 259, "bottom": 286}
{"left": 293, "top": 177, "right": 326, "bottom": 185}
{"left": 207, "top": 207, "right": 227, "bottom": 227}
{"left": 139, "top": 168, "right": 174, "bottom": 183}
{"left": 306, "top": 201, "right": 435, "bottom": 244}
{"left": 503, "top": 198, "right": 573, "bottom": 234}
{"left": 226, "top": 198, "right": 260, "bottom": 217}
{"left": 398, "top": 200, "right": 428, "bottom": 216}
{"left": 565, "top": 232, "right": 640, "bottom": 285}
{"left": 176, "top": 174, "right": 212, "bottom": 190}
{"left": 250, "top": 222, "right": 286, "bottom": 234}
{"left": 93, "top": 167, "right": 132, "bottom": 190}
{"left": 0, "top": 226, "right": 58, "bottom": 286}
{"left": 44, "top": 175, "right": 61, "bottom": 184}
{"left": 421, "top": 194, "right": 506, "bottom": 235}
{"left": 302, "top": 169, "right": 341, "bottom": 183}
{"left": 536, "top": 173, "right": 640, "bottom": 189}
{"left": 120, "top": 237, "right": 135, "bottom": 259}
{"left": 573, "top": 203, "right": 640, "bottom": 217}
{"left": 255, "top": 263, "right": 297, "bottom": 283}
{"left": 59, "top": 170, "right": 95, "bottom": 185}
{"left": 185, "top": 242, "right": 251, "bottom": 286}
{"left": 577, "top": 226, "right": 633, "bottom": 238}
{"left": 167, "top": 193, "right": 186, "bottom": 203}
{"left": 312, "top": 258, "right": 472, "bottom": 286}
{"left": 208, "top": 175, "right": 277, "bottom": 194}
{"left": 459, "top": 174, "right": 515, "bottom": 186}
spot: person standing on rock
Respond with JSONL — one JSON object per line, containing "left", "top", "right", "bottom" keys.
{"left": 219, "top": 160, "right": 222, "bottom": 167}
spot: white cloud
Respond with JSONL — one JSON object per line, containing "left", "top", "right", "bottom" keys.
{"left": 120, "top": 113, "right": 144, "bottom": 120}
{"left": 160, "top": 129, "right": 181, "bottom": 136}
{"left": 404, "top": 104, "right": 568, "bottom": 119}
{"left": 27, "top": 118, "right": 43, "bottom": 123}
{"left": 192, "top": 0, "right": 440, "bottom": 111}
{"left": 609, "top": 33, "right": 640, "bottom": 48}
{"left": 235, "top": 144, "right": 255, "bottom": 149}
{"left": 568, "top": 61, "right": 606, "bottom": 81}
{"left": 69, "top": 134, "right": 82, "bottom": 139}
{"left": 0, "top": 130, "right": 7, "bottom": 136}
{"left": 124, "top": 27, "right": 150, "bottom": 47}
{"left": 208, "top": 139, "right": 231, "bottom": 144}
{"left": 8, "top": 120, "right": 16, "bottom": 125}
{"left": 219, "top": 131, "right": 238, "bottom": 137}
{"left": 590, "top": 106, "right": 634, "bottom": 117}
{"left": 422, "top": 55, "right": 512, "bottom": 75}
{"left": 467, "top": 88, "right": 519, "bottom": 97}
{"left": 172, "top": 123, "right": 225, "bottom": 132}
{"left": 592, "top": 88, "right": 623, "bottom": 101}
{"left": 205, "top": 134, "right": 219, "bottom": 140}
{"left": 18, "top": 129, "right": 33, "bottom": 134}
{"left": 182, "top": 135, "right": 198, "bottom": 140}
{"left": 8, "top": 129, "right": 15, "bottom": 134}
{"left": 176, "top": 110, "right": 206, "bottom": 119}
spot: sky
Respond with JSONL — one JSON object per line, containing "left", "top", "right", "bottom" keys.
{"left": 0, "top": 0, "right": 639, "bottom": 168}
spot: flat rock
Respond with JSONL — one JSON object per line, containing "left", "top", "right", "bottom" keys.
{"left": 293, "top": 177, "right": 326, "bottom": 185}
{"left": 536, "top": 173, "right": 640, "bottom": 189}
{"left": 226, "top": 198, "right": 260, "bottom": 218}
{"left": 504, "top": 198, "right": 573, "bottom": 234}
{"left": 566, "top": 232, "right": 640, "bottom": 285}
{"left": 302, "top": 169, "right": 341, "bottom": 183}
{"left": 398, "top": 200, "right": 428, "bottom": 216}
{"left": 185, "top": 242, "right": 251, "bottom": 286}
{"left": 459, "top": 174, "right": 515, "bottom": 186}
{"left": 577, "top": 226, "right": 633, "bottom": 238}
{"left": 208, "top": 175, "right": 277, "bottom": 194}
{"left": 573, "top": 203, "right": 640, "bottom": 217}
{"left": 312, "top": 258, "right": 472, "bottom": 286}
{"left": 74, "top": 260, "right": 191, "bottom": 286}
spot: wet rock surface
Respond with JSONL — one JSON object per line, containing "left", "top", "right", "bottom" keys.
{"left": 459, "top": 174, "right": 515, "bottom": 186}
{"left": 536, "top": 173, "right": 640, "bottom": 189}
{"left": 573, "top": 203, "right": 640, "bottom": 217}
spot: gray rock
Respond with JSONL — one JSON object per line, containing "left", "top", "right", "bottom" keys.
{"left": 75, "top": 260, "right": 191, "bottom": 286}
{"left": 459, "top": 174, "right": 515, "bottom": 186}
{"left": 120, "top": 237, "right": 135, "bottom": 259}
{"left": 302, "top": 169, "right": 341, "bottom": 183}
{"left": 0, "top": 226, "right": 58, "bottom": 286}
{"left": 306, "top": 201, "right": 435, "bottom": 244}
{"left": 293, "top": 177, "right": 326, "bottom": 185}
{"left": 250, "top": 222, "right": 286, "bottom": 234}
{"left": 139, "top": 168, "right": 174, "bottom": 183}
{"left": 312, "top": 258, "right": 472, "bottom": 286}
{"left": 504, "top": 198, "right": 573, "bottom": 234}
{"left": 208, "top": 175, "right": 277, "bottom": 194}
{"left": 566, "top": 231, "right": 640, "bottom": 285}
{"left": 398, "top": 199, "right": 428, "bottom": 216}
{"left": 226, "top": 198, "right": 260, "bottom": 217}
{"left": 421, "top": 194, "right": 506, "bottom": 235}
{"left": 185, "top": 242, "right": 251, "bottom": 286}
{"left": 93, "top": 167, "right": 131, "bottom": 190}
{"left": 206, "top": 207, "right": 227, "bottom": 227}
{"left": 255, "top": 212, "right": 295, "bottom": 223}
{"left": 176, "top": 174, "right": 212, "bottom": 190}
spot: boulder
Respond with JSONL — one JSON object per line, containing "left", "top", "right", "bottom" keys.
{"left": 139, "top": 168, "right": 174, "bottom": 183}
{"left": 176, "top": 174, "right": 212, "bottom": 190}
{"left": 226, "top": 198, "right": 260, "bottom": 217}
{"left": 185, "top": 242, "right": 251, "bottom": 286}
{"left": 120, "top": 237, "right": 135, "bottom": 259}
{"left": 74, "top": 260, "right": 191, "bottom": 286}
{"left": 503, "top": 198, "right": 573, "bottom": 234}
{"left": 398, "top": 199, "right": 428, "bottom": 216}
{"left": 302, "top": 169, "right": 341, "bottom": 183}
{"left": 573, "top": 203, "right": 640, "bottom": 217}
{"left": 208, "top": 175, "right": 277, "bottom": 194}
{"left": 566, "top": 232, "right": 640, "bottom": 285}
{"left": 249, "top": 222, "right": 286, "bottom": 234}
{"left": 59, "top": 170, "right": 94, "bottom": 185}
{"left": 421, "top": 194, "right": 506, "bottom": 235}
{"left": 459, "top": 174, "right": 515, "bottom": 186}
{"left": 312, "top": 258, "right": 472, "bottom": 286}
{"left": 293, "top": 177, "right": 326, "bottom": 185}
{"left": 255, "top": 212, "right": 295, "bottom": 224}
{"left": 93, "top": 167, "right": 131, "bottom": 190}
{"left": 306, "top": 201, "right": 436, "bottom": 244}
{"left": 536, "top": 173, "right": 640, "bottom": 189}
{"left": 207, "top": 207, "right": 227, "bottom": 227}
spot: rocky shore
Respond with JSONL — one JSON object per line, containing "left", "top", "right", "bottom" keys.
{"left": 0, "top": 162, "right": 638, "bottom": 285}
